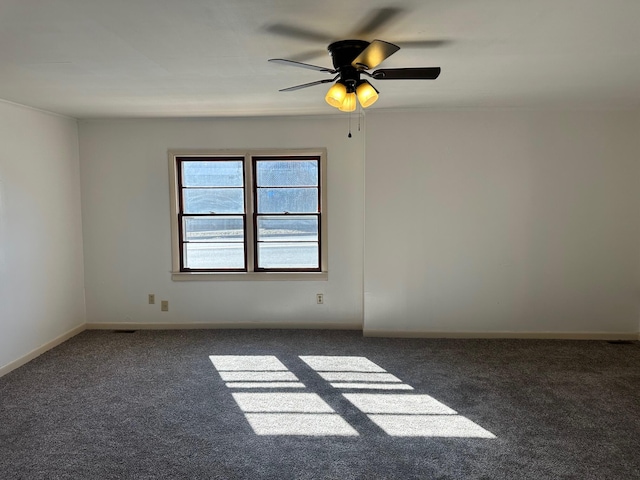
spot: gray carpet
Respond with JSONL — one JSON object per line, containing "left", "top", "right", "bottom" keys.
{"left": 1, "top": 329, "right": 639, "bottom": 479}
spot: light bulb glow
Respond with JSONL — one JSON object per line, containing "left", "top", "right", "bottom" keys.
{"left": 356, "top": 81, "right": 379, "bottom": 108}
{"left": 338, "top": 92, "right": 357, "bottom": 112}
{"left": 325, "top": 82, "right": 348, "bottom": 108}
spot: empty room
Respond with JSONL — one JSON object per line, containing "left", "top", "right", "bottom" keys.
{"left": 1, "top": 1, "right": 639, "bottom": 478}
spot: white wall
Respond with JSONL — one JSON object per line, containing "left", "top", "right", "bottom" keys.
{"left": 79, "top": 116, "right": 364, "bottom": 327}
{"left": 364, "top": 110, "right": 640, "bottom": 335}
{"left": 2, "top": 105, "right": 637, "bottom": 371}
{"left": 0, "top": 101, "right": 85, "bottom": 370}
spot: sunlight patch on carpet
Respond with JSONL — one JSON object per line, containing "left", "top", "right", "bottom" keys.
{"left": 367, "top": 415, "right": 496, "bottom": 438}
{"left": 343, "top": 394, "right": 457, "bottom": 415}
{"left": 299, "top": 356, "right": 387, "bottom": 372}
{"left": 244, "top": 413, "right": 358, "bottom": 436}
{"left": 315, "top": 372, "right": 402, "bottom": 383}
{"left": 301, "top": 356, "right": 497, "bottom": 439}
{"left": 209, "top": 355, "right": 289, "bottom": 371}
{"left": 210, "top": 355, "right": 304, "bottom": 389}
{"left": 209, "top": 354, "right": 495, "bottom": 438}
{"left": 330, "top": 382, "right": 413, "bottom": 390}
{"left": 218, "top": 371, "right": 298, "bottom": 382}
{"left": 225, "top": 382, "right": 305, "bottom": 389}
{"left": 232, "top": 392, "right": 335, "bottom": 412}
{"left": 232, "top": 392, "right": 358, "bottom": 436}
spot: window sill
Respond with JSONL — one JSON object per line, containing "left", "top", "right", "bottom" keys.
{"left": 171, "top": 271, "right": 328, "bottom": 281}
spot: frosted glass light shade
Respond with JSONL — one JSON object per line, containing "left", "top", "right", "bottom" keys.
{"left": 325, "top": 82, "right": 348, "bottom": 108}
{"left": 338, "top": 92, "right": 357, "bottom": 112}
{"left": 356, "top": 81, "right": 379, "bottom": 108}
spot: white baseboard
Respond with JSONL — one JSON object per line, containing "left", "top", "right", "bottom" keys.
{"left": 363, "top": 329, "right": 639, "bottom": 340}
{"left": 85, "top": 321, "right": 363, "bottom": 331}
{"left": 80, "top": 324, "right": 640, "bottom": 340}
{"left": 0, "top": 324, "right": 86, "bottom": 378}
{"left": 1, "top": 324, "right": 634, "bottom": 379}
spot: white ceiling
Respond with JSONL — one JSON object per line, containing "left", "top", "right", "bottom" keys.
{"left": 1, "top": 0, "right": 639, "bottom": 118}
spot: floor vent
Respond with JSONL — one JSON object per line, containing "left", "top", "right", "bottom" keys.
{"left": 113, "top": 330, "right": 137, "bottom": 334}
{"left": 607, "top": 340, "right": 634, "bottom": 345}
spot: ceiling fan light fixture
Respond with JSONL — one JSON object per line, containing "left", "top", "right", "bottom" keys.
{"left": 271, "top": 35, "right": 442, "bottom": 113}
{"left": 356, "top": 80, "right": 379, "bottom": 108}
{"left": 325, "top": 81, "right": 348, "bottom": 108}
{"left": 338, "top": 92, "right": 357, "bottom": 112}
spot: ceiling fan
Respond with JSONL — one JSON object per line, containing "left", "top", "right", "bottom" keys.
{"left": 266, "top": 7, "right": 444, "bottom": 112}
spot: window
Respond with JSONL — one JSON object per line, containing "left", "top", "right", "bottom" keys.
{"left": 169, "top": 150, "right": 327, "bottom": 280}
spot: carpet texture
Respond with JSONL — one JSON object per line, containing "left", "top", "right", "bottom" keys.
{"left": 0, "top": 329, "right": 639, "bottom": 479}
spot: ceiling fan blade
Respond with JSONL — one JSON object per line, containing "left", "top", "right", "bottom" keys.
{"left": 351, "top": 7, "right": 405, "bottom": 37}
{"left": 351, "top": 39, "right": 400, "bottom": 70}
{"left": 398, "top": 40, "right": 451, "bottom": 48}
{"left": 284, "top": 49, "right": 329, "bottom": 63}
{"left": 279, "top": 78, "right": 336, "bottom": 92}
{"left": 268, "top": 58, "right": 336, "bottom": 74}
{"left": 372, "top": 67, "right": 441, "bottom": 80}
{"left": 264, "top": 24, "right": 335, "bottom": 43}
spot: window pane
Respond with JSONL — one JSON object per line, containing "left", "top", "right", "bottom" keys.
{"left": 184, "top": 217, "right": 244, "bottom": 242}
{"left": 183, "top": 188, "right": 244, "bottom": 214}
{"left": 257, "top": 188, "right": 318, "bottom": 213}
{"left": 257, "top": 216, "right": 318, "bottom": 242}
{"left": 256, "top": 160, "right": 318, "bottom": 187}
{"left": 257, "top": 242, "right": 319, "bottom": 269}
{"left": 182, "top": 160, "right": 243, "bottom": 187}
{"left": 184, "top": 243, "right": 245, "bottom": 269}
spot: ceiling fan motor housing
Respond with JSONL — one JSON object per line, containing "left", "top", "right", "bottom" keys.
{"left": 328, "top": 40, "right": 369, "bottom": 87}
{"left": 327, "top": 40, "right": 369, "bottom": 68}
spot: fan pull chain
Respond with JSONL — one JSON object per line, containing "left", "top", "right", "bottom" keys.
{"left": 348, "top": 110, "right": 352, "bottom": 138}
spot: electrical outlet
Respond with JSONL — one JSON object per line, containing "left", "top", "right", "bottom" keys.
{"left": 161, "top": 300, "right": 169, "bottom": 312}
{"left": 316, "top": 293, "right": 324, "bottom": 304}
{"left": 148, "top": 294, "right": 155, "bottom": 304}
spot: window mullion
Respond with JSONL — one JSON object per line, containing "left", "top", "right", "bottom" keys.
{"left": 246, "top": 154, "right": 256, "bottom": 273}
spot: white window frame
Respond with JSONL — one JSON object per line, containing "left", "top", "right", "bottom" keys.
{"left": 169, "top": 149, "right": 328, "bottom": 281}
